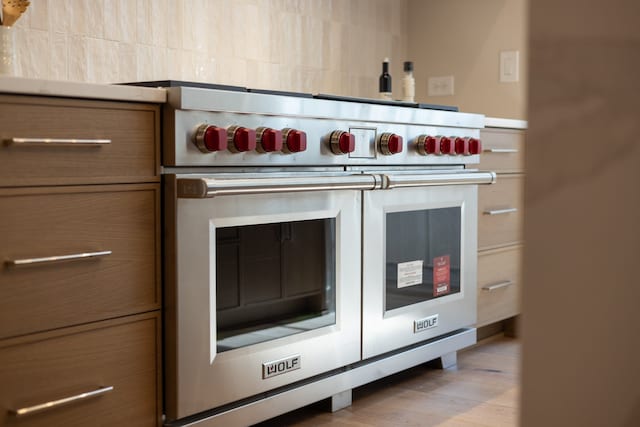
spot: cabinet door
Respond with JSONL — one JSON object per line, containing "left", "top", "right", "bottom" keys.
{"left": 0, "top": 313, "right": 160, "bottom": 426}
{"left": 479, "top": 128, "right": 525, "bottom": 173}
{"left": 477, "top": 246, "right": 522, "bottom": 326}
{"left": 0, "top": 184, "right": 160, "bottom": 339}
{"left": 0, "top": 95, "right": 160, "bottom": 186}
{"left": 478, "top": 174, "right": 524, "bottom": 249}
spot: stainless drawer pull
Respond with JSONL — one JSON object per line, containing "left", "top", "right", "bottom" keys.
{"left": 483, "top": 207, "right": 518, "bottom": 215}
{"left": 10, "top": 386, "right": 114, "bottom": 417}
{"left": 482, "top": 280, "right": 514, "bottom": 292}
{"left": 484, "top": 148, "right": 519, "bottom": 153}
{"left": 5, "top": 250, "right": 112, "bottom": 267}
{"left": 5, "top": 137, "right": 111, "bottom": 147}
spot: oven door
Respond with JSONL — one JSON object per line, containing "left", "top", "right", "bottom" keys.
{"left": 164, "top": 173, "right": 373, "bottom": 420}
{"left": 362, "top": 170, "right": 495, "bottom": 359}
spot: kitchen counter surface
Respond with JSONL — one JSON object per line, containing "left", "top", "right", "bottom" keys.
{"left": 485, "top": 117, "right": 528, "bottom": 129}
{"left": 0, "top": 77, "right": 166, "bottom": 103}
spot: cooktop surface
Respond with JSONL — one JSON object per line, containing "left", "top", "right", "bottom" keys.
{"left": 123, "top": 80, "right": 458, "bottom": 112}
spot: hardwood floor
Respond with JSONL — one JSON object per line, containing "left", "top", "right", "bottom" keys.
{"left": 254, "top": 335, "right": 520, "bottom": 427}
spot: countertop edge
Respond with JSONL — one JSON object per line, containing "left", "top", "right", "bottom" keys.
{"left": 0, "top": 77, "right": 166, "bottom": 103}
{"left": 484, "top": 117, "right": 528, "bottom": 129}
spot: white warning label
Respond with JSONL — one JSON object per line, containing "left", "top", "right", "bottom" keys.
{"left": 397, "top": 260, "right": 423, "bottom": 288}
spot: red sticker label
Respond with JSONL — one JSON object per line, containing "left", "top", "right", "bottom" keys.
{"left": 433, "top": 255, "right": 451, "bottom": 297}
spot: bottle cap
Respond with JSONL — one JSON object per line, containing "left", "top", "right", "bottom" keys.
{"left": 404, "top": 61, "right": 413, "bottom": 72}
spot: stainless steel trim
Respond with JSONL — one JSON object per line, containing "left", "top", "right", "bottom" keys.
{"left": 9, "top": 386, "right": 114, "bottom": 417}
{"left": 384, "top": 170, "right": 496, "bottom": 189}
{"left": 165, "top": 329, "right": 476, "bottom": 427}
{"left": 176, "top": 174, "right": 379, "bottom": 198}
{"left": 482, "top": 280, "right": 514, "bottom": 292}
{"left": 5, "top": 137, "right": 111, "bottom": 146}
{"left": 484, "top": 148, "right": 518, "bottom": 153}
{"left": 168, "top": 87, "right": 486, "bottom": 129}
{"left": 483, "top": 207, "right": 518, "bottom": 215}
{"left": 5, "top": 250, "right": 112, "bottom": 267}
{"left": 484, "top": 117, "right": 528, "bottom": 129}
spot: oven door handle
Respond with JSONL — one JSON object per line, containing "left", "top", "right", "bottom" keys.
{"left": 383, "top": 170, "right": 497, "bottom": 189}
{"left": 176, "top": 174, "right": 379, "bottom": 198}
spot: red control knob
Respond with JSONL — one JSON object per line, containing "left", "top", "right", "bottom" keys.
{"left": 282, "top": 128, "right": 307, "bottom": 153}
{"left": 467, "top": 137, "right": 482, "bottom": 155}
{"left": 454, "top": 137, "right": 469, "bottom": 155}
{"left": 194, "top": 124, "right": 228, "bottom": 153}
{"left": 256, "top": 127, "right": 283, "bottom": 152}
{"left": 379, "top": 133, "right": 403, "bottom": 155}
{"left": 227, "top": 125, "right": 256, "bottom": 152}
{"left": 330, "top": 130, "right": 355, "bottom": 154}
{"left": 416, "top": 135, "right": 438, "bottom": 155}
{"left": 439, "top": 136, "right": 455, "bottom": 155}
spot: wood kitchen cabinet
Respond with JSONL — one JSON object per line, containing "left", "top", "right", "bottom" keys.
{"left": 477, "top": 123, "right": 526, "bottom": 334}
{"left": 0, "top": 93, "right": 162, "bottom": 426}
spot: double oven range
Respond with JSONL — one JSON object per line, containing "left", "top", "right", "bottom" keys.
{"left": 159, "top": 85, "right": 495, "bottom": 426}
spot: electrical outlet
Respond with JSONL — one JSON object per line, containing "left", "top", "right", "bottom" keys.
{"left": 500, "top": 50, "right": 520, "bottom": 82}
{"left": 428, "top": 76, "right": 454, "bottom": 96}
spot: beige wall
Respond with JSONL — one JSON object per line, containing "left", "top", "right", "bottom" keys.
{"left": 523, "top": 0, "right": 640, "bottom": 425}
{"left": 407, "top": 0, "right": 527, "bottom": 119}
{"left": 13, "top": 0, "right": 528, "bottom": 117}
{"left": 13, "top": 0, "right": 407, "bottom": 99}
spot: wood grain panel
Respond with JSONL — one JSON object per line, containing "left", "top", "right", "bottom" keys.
{"left": 477, "top": 246, "right": 522, "bottom": 326}
{"left": 0, "top": 313, "right": 160, "bottom": 426}
{"left": 0, "top": 184, "right": 160, "bottom": 339}
{"left": 479, "top": 128, "right": 525, "bottom": 173}
{"left": 0, "top": 95, "right": 160, "bottom": 187}
{"left": 478, "top": 174, "right": 524, "bottom": 249}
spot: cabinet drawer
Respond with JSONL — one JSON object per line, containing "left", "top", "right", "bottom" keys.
{"left": 478, "top": 174, "right": 524, "bottom": 249}
{"left": 0, "top": 313, "right": 160, "bottom": 426}
{"left": 479, "top": 128, "right": 525, "bottom": 173}
{"left": 0, "top": 95, "right": 159, "bottom": 187}
{"left": 0, "top": 184, "right": 160, "bottom": 339}
{"left": 477, "top": 246, "right": 522, "bottom": 326}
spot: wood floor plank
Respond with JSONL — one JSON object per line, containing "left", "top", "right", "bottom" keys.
{"left": 255, "top": 335, "right": 520, "bottom": 427}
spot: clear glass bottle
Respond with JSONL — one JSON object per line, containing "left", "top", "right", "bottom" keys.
{"left": 402, "top": 61, "right": 415, "bottom": 103}
{"left": 379, "top": 58, "right": 392, "bottom": 100}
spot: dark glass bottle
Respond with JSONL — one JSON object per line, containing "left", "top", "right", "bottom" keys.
{"left": 379, "top": 58, "right": 392, "bottom": 100}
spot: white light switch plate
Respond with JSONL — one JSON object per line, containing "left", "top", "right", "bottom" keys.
{"left": 500, "top": 50, "right": 520, "bottom": 82}
{"left": 428, "top": 76, "right": 454, "bottom": 96}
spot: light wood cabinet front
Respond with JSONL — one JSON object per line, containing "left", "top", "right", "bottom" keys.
{"left": 479, "top": 128, "right": 525, "bottom": 173}
{"left": 477, "top": 246, "right": 522, "bottom": 326}
{"left": 477, "top": 125, "right": 525, "bottom": 330}
{"left": 0, "top": 95, "right": 160, "bottom": 187}
{"left": 0, "top": 184, "right": 160, "bottom": 339}
{"left": 478, "top": 174, "right": 524, "bottom": 250}
{"left": 0, "top": 313, "right": 160, "bottom": 426}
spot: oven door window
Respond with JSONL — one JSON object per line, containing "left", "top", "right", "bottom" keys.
{"left": 215, "top": 218, "right": 336, "bottom": 352}
{"left": 385, "top": 207, "right": 461, "bottom": 312}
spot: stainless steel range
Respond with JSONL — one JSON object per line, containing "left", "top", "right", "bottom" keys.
{"left": 158, "top": 83, "right": 495, "bottom": 426}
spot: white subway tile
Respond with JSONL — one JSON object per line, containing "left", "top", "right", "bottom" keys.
{"left": 50, "top": 32, "right": 69, "bottom": 80}
{"left": 49, "top": 0, "right": 71, "bottom": 34}
{"left": 12, "top": 0, "right": 410, "bottom": 98}
{"left": 68, "top": 35, "right": 89, "bottom": 81}
{"left": 167, "top": 0, "right": 184, "bottom": 49}
{"left": 28, "top": 0, "right": 49, "bottom": 31}
{"left": 117, "top": 42, "right": 137, "bottom": 81}
{"left": 16, "top": 29, "right": 49, "bottom": 79}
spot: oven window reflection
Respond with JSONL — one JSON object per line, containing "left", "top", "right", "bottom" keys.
{"left": 215, "top": 218, "right": 336, "bottom": 352}
{"left": 385, "top": 207, "right": 461, "bottom": 312}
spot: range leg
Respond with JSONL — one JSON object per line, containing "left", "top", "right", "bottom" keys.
{"left": 331, "top": 389, "right": 352, "bottom": 412}
{"left": 439, "top": 351, "right": 458, "bottom": 369}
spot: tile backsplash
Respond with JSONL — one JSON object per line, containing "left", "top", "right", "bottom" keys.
{"left": 14, "top": 0, "right": 408, "bottom": 98}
